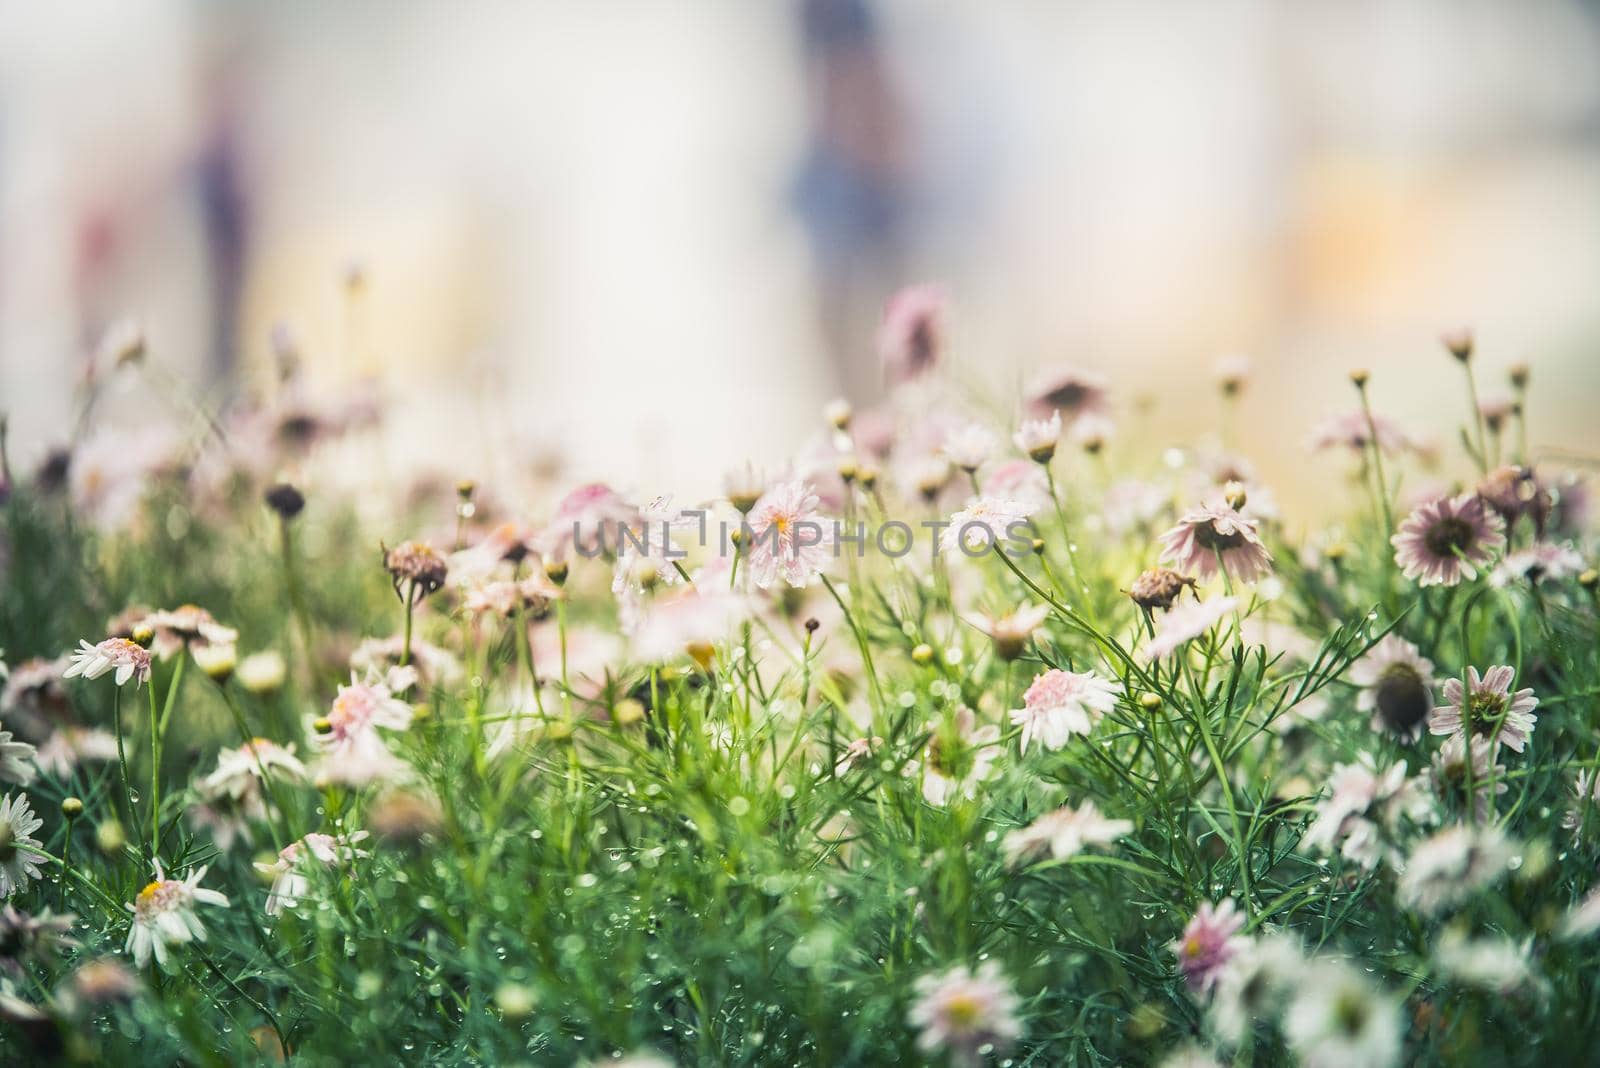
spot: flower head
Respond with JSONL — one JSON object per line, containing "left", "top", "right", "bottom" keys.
{"left": 1010, "top": 669, "right": 1122, "bottom": 753}
{"left": 63, "top": 638, "right": 151, "bottom": 688}
{"left": 255, "top": 832, "right": 370, "bottom": 917}
{"left": 1128, "top": 567, "right": 1196, "bottom": 611}
{"left": 1492, "top": 541, "right": 1584, "bottom": 587}
{"left": 744, "top": 480, "right": 832, "bottom": 590}
{"left": 1283, "top": 961, "right": 1401, "bottom": 1068}
{"left": 1309, "top": 411, "right": 1414, "bottom": 456}
{"left": 879, "top": 284, "right": 945, "bottom": 385}
{"left": 941, "top": 423, "right": 999, "bottom": 473}
{"left": 0, "top": 794, "right": 43, "bottom": 899}
{"left": 942, "top": 497, "right": 1032, "bottom": 556}
{"left": 1003, "top": 800, "right": 1132, "bottom": 865}
{"left": 384, "top": 541, "right": 449, "bottom": 601}
{"left": 908, "top": 961, "right": 1022, "bottom": 1066}
{"left": 965, "top": 604, "right": 1049, "bottom": 661}
{"left": 123, "top": 860, "right": 229, "bottom": 970}
{"left": 1173, "top": 899, "right": 1246, "bottom": 993}
{"left": 1158, "top": 503, "right": 1273, "bottom": 584}
{"left": 310, "top": 672, "right": 414, "bottom": 786}
{"left": 140, "top": 605, "right": 238, "bottom": 658}
{"left": 1348, "top": 635, "right": 1435, "bottom": 739}
{"left": 1428, "top": 665, "right": 1538, "bottom": 753}
{"left": 1142, "top": 597, "right": 1239, "bottom": 662}
{"left": 1026, "top": 366, "right": 1110, "bottom": 423}
{"left": 0, "top": 725, "right": 35, "bottom": 787}
{"left": 919, "top": 708, "right": 1000, "bottom": 806}
{"left": 1391, "top": 493, "right": 1505, "bottom": 587}
{"left": 1013, "top": 411, "right": 1061, "bottom": 463}
{"left": 1397, "top": 823, "right": 1514, "bottom": 914}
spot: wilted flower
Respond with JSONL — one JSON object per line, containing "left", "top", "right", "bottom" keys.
{"left": 63, "top": 638, "right": 151, "bottom": 688}
{"left": 1158, "top": 502, "right": 1273, "bottom": 584}
{"left": 1142, "top": 597, "right": 1239, "bottom": 662}
{"left": 1347, "top": 635, "right": 1435, "bottom": 739}
{"left": 1398, "top": 824, "right": 1514, "bottom": 914}
{"left": 1390, "top": 493, "right": 1505, "bottom": 587}
{"left": 0, "top": 794, "right": 43, "bottom": 899}
{"left": 1173, "top": 900, "right": 1246, "bottom": 994}
{"left": 255, "top": 832, "right": 371, "bottom": 916}
{"left": 1428, "top": 665, "right": 1538, "bottom": 753}
{"left": 123, "top": 860, "right": 229, "bottom": 970}
{"left": 744, "top": 480, "right": 832, "bottom": 589}
{"left": 1003, "top": 800, "right": 1132, "bottom": 865}
{"left": 908, "top": 961, "right": 1022, "bottom": 1067}
{"left": 879, "top": 284, "right": 945, "bottom": 385}
{"left": 965, "top": 603, "right": 1049, "bottom": 661}
{"left": 1128, "top": 567, "right": 1196, "bottom": 611}
{"left": 1477, "top": 464, "right": 1551, "bottom": 533}
{"left": 384, "top": 541, "right": 449, "bottom": 601}
{"left": 1009, "top": 669, "right": 1122, "bottom": 753}
{"left": 1282, "top": 961, "right": 1401, "bottom": 1068}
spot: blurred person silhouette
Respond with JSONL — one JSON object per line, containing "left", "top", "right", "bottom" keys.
{"left": 793, "top": 0, "right": 913, "bottom": 405}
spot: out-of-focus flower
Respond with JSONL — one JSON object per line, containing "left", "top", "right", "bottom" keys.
{"left": 123, "top": 860, "right": 229, "bottom": 970}
{"left": 611, "top": 496, "right": 695, "bottom": 598}
{"left": 1214, "top": 354, "right": 1250, "bottom": 396}
{"left": 0, "top": 726, "right": 35, "bottom": 787}
{"left": 0, "top": 905, "right": 77, "bottom": 977}
{"left": 1173, "top": 900, "right": 1246, "bottom": 994}
{"left": 1434, "top": 929, "right": 1535, "bottom": 995}
{"left": 1128, "top": 567, "right": 1196, "bottom": 611}
{"left": 833, "top": 736, "right": 882, "bottom": 778}
{"left": 744, "top": 480, "right": 832, "bottom": 590}
{"left": 1477, "top": 465, "right": 1551, "bottom": 533}
{"left": 1398, "top": 824, "right": 1514, "bottom": 914}
{"left": 384, "top": 541, "right": 449, "bottom": 601}
{"left": 350, "top": 635, "right": 464, "bottom": 692}
{"left": 1003, "top": 800, "right": 1132, "bottom": 865}
{"left": 878, "top": 284, "right": 945, "bottom": 385}
{"left": 0, "top": 658, "right": 69, "bottom": 741}
{"left": 141, "top": 605, "right": 238, "bottom": 659}
{"left": 941, "top": 423, "right": 998, "bottom": 474}
{"left": 1302, "top": 758, "right": 1427, "bottom": 869}
{"left": 981, "top": 460, "right": 1051, "bottom": 515}
{"left": 255, "top": 832, "right": 370, "bottom": 917}
{"left": 1026, "top": 366, "right": 1111, "bottom": 424}
{"left": 1158, "top": 502, "right": 1273, "bottom": 584}
{"left": 1210, "top": 934, "right": 1303, "bottom": 1045}
{"left": 1309, "top": 411, "right": 1414, "bottom": 456}
{"left": 263, "top": 482, "right": 305, "bottom": 520}
{"left": 65, "top": 957, "right": 140, "bottom": 1008}
{"left": 1009, "top": 669, "right": 1121, "bottom": 753}
{"left": 236, "top": 651, "right": 288, "bottom": 695}
{"left": 63, "top": 638, "right": 151, "bottom": 688}
{"left": 908, "top": 961, "right": 1022, "bottom": 1067}
{"left": 1013, "top": 411, "right": 1060, "bottom": 463}
{"left": 942, "top": 496, "right": 1032, "bottom": 555}
{"left": 1102, "top": 479, "right": 1170, "bottom": 536}
{"left": 1348, "top": 635, "right": 1435, "bottom": 739}
{"left": 1141, "top": 597, "right": 1239, "bottom": 662}
{"left": 310, "top": 672, "right": 413, "bottom": 786}
{"left": 918, "top": 708, "right": 1000, "bottom": 807}
{"left": 965, "top": 603, "right": 1049, "bottom": 661}
{"left": 0, "top": 794, "right": 43, "bottom": 899}
{"left": 1429, "top": 665, "right": 1538, "bottom": 754}
{"left": 630, "top": 588, "right": 750, "bottom": 666}
{"left": 1562, "top": 770, "right": 1600, "bottom": 843}
{"left": 33, "top": 728, "right": 117, "bottom": 778}
{"left": 365, "top": 788, "right": 443, "bottom": 848}
{"left": 1427, "top": 735, "right": 1506, "bottom": 821}
{"left": 191, "top": 642, "right": 238, "bottom": 682}
{"left": 1283, "top": 960, "right": 1401, "bottom": 1068}
{"left": 1492, "top": 542, "right": 1584, "bottom": 587}
{"left": 1391, "top": 493, "right": 1505, "bottom": 587}
{"left": 540, "top": 482, "right": 638, "bottom": 561}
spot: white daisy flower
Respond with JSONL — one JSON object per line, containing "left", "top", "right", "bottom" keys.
{"left": 123, "top": 860, "right": 230, "bottom": 970}
{"left": 62, "top": 638, "right": 152, "bottom": 688}
{"left": 0, "top": 793, "right": 44, "bottom": 899}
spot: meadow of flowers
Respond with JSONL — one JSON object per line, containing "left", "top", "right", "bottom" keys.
{"left": 0, "top": 298, "right": 1597, "bottom": 1066}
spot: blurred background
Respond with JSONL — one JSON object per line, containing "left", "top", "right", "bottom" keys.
{"left": 3, "top": 0, "right": 1600, "bottom": 517}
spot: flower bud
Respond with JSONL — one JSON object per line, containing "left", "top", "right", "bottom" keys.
{"left": 264, "top": 482, "right": 305, "bottom": 520}
{"left": 910, "top": 643, "right": 935, "bottom": 666}
{"left": 61, "top": 797, "right": 84, "bottom": 819}
{"left": 823, "top": 398, "right": 853, "bottom": 430}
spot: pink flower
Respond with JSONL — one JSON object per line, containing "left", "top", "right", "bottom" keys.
{"left": 942, "top": 497, "right": 1033, "bottom": 555}
{"left": 1309, "top": 411, "right": 1415, "bottom": 456}
{"left": 629, "top": 588, "right": 751, "bottom": 665}
{"left": 1173, "top": 900, "right": 1247, "bottom": 993}
{"left": 255, "top": 832, "right": 370, "bottom": 917}
{"left": 982, "top": 460, "right": 1052, "bottom": 515}
{"left": 310, "top": 672, "right": 414, "bottom": 785}
{"left": 1003, "top": 800, "right": 1133, "bottom": 864}
{"left": 908, "top": 962, "right": 1022, "bottom": 1066}
{"left": 1158, "top": 503, "right": 1273, "bottom": 584}
{"left": 1026, "top": 366, "right": 1110, "bottom": 423}
{"left": 878, "top": 284, "right": 945, "bottom": 385}
{"left": 1010, "top": 669, "right": 1122, "bottom": 752}
{"left": 1429, "top": 665, "right": 1539, "bottom": 753}
{"left": 1141, "top": 597, "right": 1240, "bottom": 662}
{"left": 1390, "top": 493, "right": 1505, "bottom": 587}
{"left": 1492, "top": 542, "right": 1584, "bottom": 587}
{"left": 744, "top": 480, "right": 833, "bottom": 589}
{"left": 540, "top": 482, "right": 638, "bottom": 561}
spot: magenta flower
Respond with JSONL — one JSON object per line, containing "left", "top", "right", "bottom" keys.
{"left": 1429, "top": 665, "right": 1539, "bottom": 753}
{"left": 1390, "top": 493, "right": 1505, "bottom": 587}
{"left": 1158, "top": 503, "right": 1273, "bottom": 584}
{"left": 1173, "top": 899, "right": 1247, "bottom": 994}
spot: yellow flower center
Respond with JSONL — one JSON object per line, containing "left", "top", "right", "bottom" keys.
{"left": 137, "top": 881, "right": 164, "bottom": 904}
{"left": 944, "top": 994, "right": 982, "bottom": 1028}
